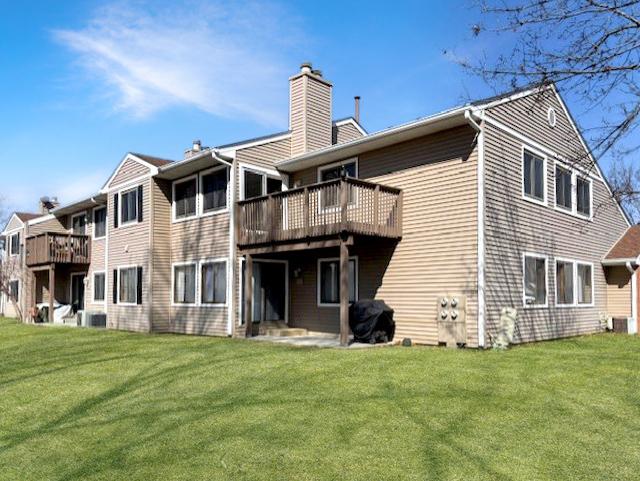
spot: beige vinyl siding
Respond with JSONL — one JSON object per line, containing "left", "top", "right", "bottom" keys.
{"left": 483, "top": 114, "right": 629, "bottom": 343}
{"left": 487, "top": 88, "right": 588, "bottom": 167}
{"left": 333, "top": 122, "right": 364, "bottom": 145}
{"left": 289, "top": 74, "right": 332, "bottom": 156}
{"left": 106, "top": 178, "right": 152, "bottom": 332}
{"left": 5, "top": 216, "right": 24, "bottom": 232}
{"left": 605, "top": 266, "right": 632, "bottom": 317}
{"left": 110, "top": 159, "right": 151, "bottom": 188}
{"left": 27, "top": 216, "right": 68, "bottom": 235}
{"left": 150, "top": 179, "right": 172, "bottom": 332}
{"left": 305, "top": 77, "right": 332, "bottom": 151}
{"left": 288, "top": 125, "right": 480, "bottom": 346}
{"left": 169, "top": 187, "right": 230, "bottom": 337}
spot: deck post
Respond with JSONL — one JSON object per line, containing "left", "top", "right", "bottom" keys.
{"left": 339, "top": 239, "right": 349, "bottom": 346}
{"left": 48, "top": 264, "right": 55, "bottom": 323}
{"left": 244, "top": 254, "right": 253, "bottom": 337}
{"left": 340, "top": 179, "right": 348, "bottom": 232}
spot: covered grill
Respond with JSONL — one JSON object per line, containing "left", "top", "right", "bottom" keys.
{"left": 349, "top": 300, "right": 395, "bottom": 344}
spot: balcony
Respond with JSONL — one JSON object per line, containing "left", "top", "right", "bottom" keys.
{"left": 237, "top": 177, "right": 402, "bottom": 251}
{"left": 25, "top": 233, "right": 91, "bottom": 267}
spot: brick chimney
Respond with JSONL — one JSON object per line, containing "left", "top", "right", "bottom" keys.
{"left": 289, "top": 62, "right": 333, "bottom": 157}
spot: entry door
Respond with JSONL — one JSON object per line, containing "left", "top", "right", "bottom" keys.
{"left": 71, "top": 274, "right": 86, "bottom": 311}
{"left": 252, "top": 262, "right": 287, "bottom": 323}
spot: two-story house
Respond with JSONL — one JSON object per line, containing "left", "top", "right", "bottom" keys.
{"left": 1, "top": 63, "right": 637, "bottom": 346}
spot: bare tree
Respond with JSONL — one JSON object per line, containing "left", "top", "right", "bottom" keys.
{"left": 464, "top": 0, "right": 640, "bottom": 222}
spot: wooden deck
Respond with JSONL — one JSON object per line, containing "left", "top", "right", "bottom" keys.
{"left": 25, "top": 233, "right": 91, "bottom": 267}
{"left": 236, "top": 177, "right": 403, "bottom": 250}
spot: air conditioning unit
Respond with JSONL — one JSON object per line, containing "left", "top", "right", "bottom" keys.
{"left": 81, "top": 311, "right": 107, "bottom": 328}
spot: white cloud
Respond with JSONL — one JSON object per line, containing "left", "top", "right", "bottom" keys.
{"left": 53, "top": 0, "right": 304, "bottom": 126}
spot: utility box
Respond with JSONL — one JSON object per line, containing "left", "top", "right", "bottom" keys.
{"left": 437, "top": 295, "right": 467, "bottom": 347}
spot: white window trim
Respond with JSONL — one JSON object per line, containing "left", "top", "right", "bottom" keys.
{"left": 91, "top": 270, "right": 106, "bottom": 305}
{"left": 172, "top": 174, "right": 199, "bottom": 223}
{"left": 316, "top": 158, "right": 359, "bottom": 214}
{"left": 199, "top": 166, "right": 230, "bottom": 217}
{"left": 553, "top": 160, "right": 593, "bottom": 221}
{"left": 316, "top": 158, "right": 359, "bottom": 183}
{"left": 575, "top": 175, "right": 593, "bottom": 220}
{"left": 118, "top": 186, "right": 140, "bottom": 228}
{"left": 69, "top": 212, "right": 88, "bottom": 235}
{"left": 171, "top": 261, "right": 198, "bottom": 306}
{"left": 117, "top": 265, "right": 140, "bottom": 306}
{"left": 9, "top": 232, "right": 20, "bottom": 257}
{"left": 555, "top": 258, "right": 595, "bottom": 308}
{"left": 92, "top": 206, "right": 107, "bottom": 240}
{"left": 576, "top": 261, "right": 595, "bottom": 307}
{"left": 199, "top": 258, "right": 229, "bottom": 307}
{"left": 521, "top": 146, "right": 548, "bottom": 207}
{"left": 239, "top": 164, "right": 283, "bottom": 201}
{"left": 317, "top": 256, "right": 358, "bottom": 308}
{"left": 522, "top": 252, "right": 549, "bottom": 309}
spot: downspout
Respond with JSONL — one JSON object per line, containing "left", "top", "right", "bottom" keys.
{"left": 227, "top": 157, "right": 236, "bottom": 336}
{"left": 465, "top": 109, "right": 486, "bottom": 348}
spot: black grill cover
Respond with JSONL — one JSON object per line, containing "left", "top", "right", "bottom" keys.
{"left": 349, "top": 300, "right": 395, "bottom": 344}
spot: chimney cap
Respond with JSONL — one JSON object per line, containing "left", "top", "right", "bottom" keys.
{"left": 300, "top": 62, "right": 312, "bottom": 73}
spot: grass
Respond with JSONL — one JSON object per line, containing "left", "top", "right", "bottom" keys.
{"left": 0, "top": 318, "right": 638, "bottom": 481}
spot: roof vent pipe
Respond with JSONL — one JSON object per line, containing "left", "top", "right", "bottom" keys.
{"left": 354, "top": 96, "right": 361, "bottom": 123}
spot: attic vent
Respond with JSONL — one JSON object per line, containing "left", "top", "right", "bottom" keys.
{"left": 547, "top": 107, "right": 557, "bottom": 127}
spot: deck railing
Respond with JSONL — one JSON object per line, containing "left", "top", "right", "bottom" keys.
{"left": 237, "top": 177, "right": 403, "bottom": 247}
{"left": 25, "top": 233, "right": 91, "bottom": 267}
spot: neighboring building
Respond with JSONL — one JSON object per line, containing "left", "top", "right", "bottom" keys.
{"left": 1, "top": 63, "right": 636, "bottom": 346}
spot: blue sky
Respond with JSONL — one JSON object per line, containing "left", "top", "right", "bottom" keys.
{"left": 0, "top": 0, "right": 620, "bottom": 213}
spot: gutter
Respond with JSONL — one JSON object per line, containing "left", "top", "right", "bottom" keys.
{"left": 159, "top": 149, "right": 233, "bottom": 174}
{"left": 465, "top": 109, "right": 486, "bottom": 348}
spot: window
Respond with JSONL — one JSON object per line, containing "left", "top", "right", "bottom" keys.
{"left": 201, "top": 167, "right": 229, "bottom": 214}
{"left": 577, "top": 263, "right": 593, "bottom": 305}
{"left": 9, "top": 233, "right": 20, "bottom": 256}
{"left": 71, "top": 213, "right": 86, "bottom": 235}
{"left": 93, "top": 272, "right": 106, "bottom": 302}
{"left": 576, "top": 177, "right": 591, "bottom": 217}
{"left": 118, "top": 267, "right": 139, "bottom": 304}
{"left": 173, "top": 177, "right": 197, "bottom": 220}
{"left": 523, "top": 150, "right": 545, "bottom": 203}
{"left": 173, "top": 263, "right": 196, "bottom": 304}
{"left": 556, "top": 260, "right": 575, "bottom": 306}
{"left": 319, "top": 160, "right": 357, "bottom": 182}
{"left": 555, "top": 166, "right": 572, "bottom": 210}
{"left": 93, "top": 207, "right": 106, "bottom": 238}
{"left": 547, "top": 107, "right": 557, "bottom": 127}
{"left": 318, "top": 257, "right": 357, "bottom": 306}
{"left": 201, "top": 261, "right": 227, "bottom": 305}
{"left": 318, "top": 160, "right": 358, "bottom": 208}
{"left": 242, "top": 168, "right": 282, "bottom": 200}
{"left": 523, "top": 254, "right": 547, "bottom": 307}
{"left": 120, "top": 188, "right": 138, "bottom": 225}
{"left": 8, "top": 280, "right": 19, "bottom": 300}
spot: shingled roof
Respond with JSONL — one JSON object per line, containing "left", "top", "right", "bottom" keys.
{"left": 15, "top": 212, "right": 41, "bottom": 222}
{"left": 131, "top": 152, "right": 174, "bottom": 167}
{"left": 605, "top": 225, "right": 640, "bottom": 261}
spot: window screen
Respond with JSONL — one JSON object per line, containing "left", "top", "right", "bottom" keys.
{"left": 120, "top": 189, "right": 138, "bottom": 224}
{"left": 202, "top": 168, "right": 228, "bottom": 213}
{"left": 524, "top": 255, "right": 547, "bottom": 306}
{"left": 173, "top": 264, "right": 196, "bottom": 304}
{"left": 577, "top": 264, "right": 593, "bottom": 305}
{"left": 319, "top": 259, "right": 356, "bottom": 304}
{"left": 93, "top": 272, "right": 106, "bottom": 302}
{"left": 523, "top": 151, "right": 545, "bottom": 201}
{"left": 119, "top": 267, "right": 138, "bottom": 304}
{"left": 556, "top": 261, "right": 575, "bottom": 305}
{"left": 93, "top": 208, "right": 106, "bottom": 238}
{"left": 201, "top": 261, "right": 227, "bottom": 304}
{"left": 174, "top": 178, "right": 197, "bottom": 219}
{"left": 555, "top": 166, "right": 572, "bottom": 210}
{"left": 576, "top": 177, "right": 591, "bottom": 216}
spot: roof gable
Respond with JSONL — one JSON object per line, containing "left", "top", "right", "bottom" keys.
{"left": 3, "top": 213, "right": 25, "bottom": 233}
{"left": 101, "top": 153, "right": 163, "bottom": 191}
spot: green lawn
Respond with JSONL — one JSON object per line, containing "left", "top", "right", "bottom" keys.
{"left": 0, "top": 318, "right": 638, "bottom": 481}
